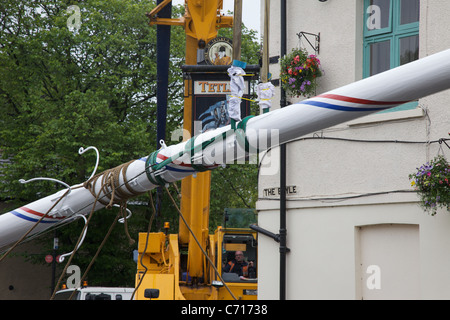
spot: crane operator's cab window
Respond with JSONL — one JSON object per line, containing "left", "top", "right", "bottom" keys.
{"left": 221, "top": 234, "right": 257, "bottom": 283}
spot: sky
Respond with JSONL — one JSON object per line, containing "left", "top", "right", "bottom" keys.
{"left": 170, "top": 0, "right": 261, "bottom": 39}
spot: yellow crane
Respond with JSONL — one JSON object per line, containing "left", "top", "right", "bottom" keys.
{"left": 133, "top": 0, "right": 258, "bottom": 300}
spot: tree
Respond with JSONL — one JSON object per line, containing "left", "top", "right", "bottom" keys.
{"left": 0, "top": 0, "right": 261, "bottom": 288}
{"left": 0, "top": 0, "right": 186, "bottom": 287}
{"left": 0, "top": 0, "right": 185, "bottom": 199}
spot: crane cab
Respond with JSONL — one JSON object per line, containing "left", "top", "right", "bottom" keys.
{"left": 211, "top": 227, "right": 258, "bottom": 300}
{"left": 209, "top": 208, "right": 258, "bottom": 300}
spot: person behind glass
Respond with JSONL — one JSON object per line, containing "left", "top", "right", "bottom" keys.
{"left": 223, "top": 251, "right": 255, "bottom": 277}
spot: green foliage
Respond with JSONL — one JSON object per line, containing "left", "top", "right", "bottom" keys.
{"left": 0, "top": 0, "right": 186, "bottom": 200}
{"left": 218, "top": 24, "right": 260, "bottom": 65}
{"left": 0, "top": 0, "right": 260, "bottom": 288}
{"left": 209, "top": 165, "right": 258, "bottom": 231}
{"left": 409, "top": 155, "right": 450, "bottom": 215}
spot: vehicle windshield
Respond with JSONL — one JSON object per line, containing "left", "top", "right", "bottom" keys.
{"left": 221, "top": 233, "right": 257, "bottom": 283}
{"left": 54, "top": 289, "right": 80, "bottom": 300}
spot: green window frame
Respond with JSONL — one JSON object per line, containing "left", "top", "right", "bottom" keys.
{"left": 363, "top": 0, "right": 420, "bottom": 113}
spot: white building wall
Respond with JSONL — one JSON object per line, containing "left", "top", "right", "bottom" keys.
{"left": 256, "top": 0, "right": 450, "bottom": 299}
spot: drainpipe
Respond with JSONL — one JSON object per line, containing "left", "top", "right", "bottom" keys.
{"left": 280, "top": 0, "right": 288, "bottom": 301}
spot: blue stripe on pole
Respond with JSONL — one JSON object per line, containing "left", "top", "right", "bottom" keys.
{"left": 298, "top": 100, "right": 389, "bottom": 112}
{"left": 166, "top": 166, "right": 196, "bottom": 173}
{"left": 11, "top": 211, "right": 57, "bottom": 224}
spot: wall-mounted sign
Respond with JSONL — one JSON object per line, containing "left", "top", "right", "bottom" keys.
{"left": 182, "top": 64, "right": 259, "bottom": 137}
{"left": 185, "top": 70, "right": 251, "bottom": 136}
{"left": 263, "top": 186, "right": 298, "bottom": 197}
{"left": 193, "top": 80, "right": 249, "bottom": 95}
{"left": 204, "top": 37, "right": 233, "bottom": 65}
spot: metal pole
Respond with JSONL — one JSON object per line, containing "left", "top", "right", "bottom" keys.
{"left": 156, "top": 0, "right": 172, "bottom": 149}
{"left": 279, "top": 0, "right": 287, "bottom": 301}
{"left": 156, "top": 0, "right": 172, "bottom": 227}
{"left": 50, "top": 231, "right": 58, "bottom": 296}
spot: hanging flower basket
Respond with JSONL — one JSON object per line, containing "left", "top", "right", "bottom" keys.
{"left": 409, "top": 155, "right": 450, "bottom": 215}
{"left": 279, "top": 48, "right": 323, "bottom": 98}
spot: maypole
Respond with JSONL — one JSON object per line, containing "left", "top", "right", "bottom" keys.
{"left": 1, "top": 46, "right": 450, "bottom": 257}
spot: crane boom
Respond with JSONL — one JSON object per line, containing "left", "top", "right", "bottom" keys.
{"left": 1, "top": 48, "right": 450, "bottom": 252}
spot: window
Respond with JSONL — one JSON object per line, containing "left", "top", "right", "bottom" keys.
{"left": 363, "top": 0, "right": 420, "bottom": 112}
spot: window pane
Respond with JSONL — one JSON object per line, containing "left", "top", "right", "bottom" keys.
{"left": 370, "top": 40, "right": 391, "bottom": 75}
{"left": 400, "top": 35, "right": 419, "bottom": 65}
{"left": 400, "top": 0, "right": 420, "bottom": 25}
{"left": 367, "top": 0, "right": 391, "bottom": 30}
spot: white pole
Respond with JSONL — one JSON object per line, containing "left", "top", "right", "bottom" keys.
{"left": 1, "top": 48, "right": 450, "bottom": 250}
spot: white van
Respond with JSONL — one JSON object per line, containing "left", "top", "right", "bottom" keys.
{"left": 54, "top": 287, "right": 135, "bottom": 300}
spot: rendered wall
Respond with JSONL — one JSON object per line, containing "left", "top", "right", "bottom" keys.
{"left": 256, "top": 0, "right": 450, "bottom": 299}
